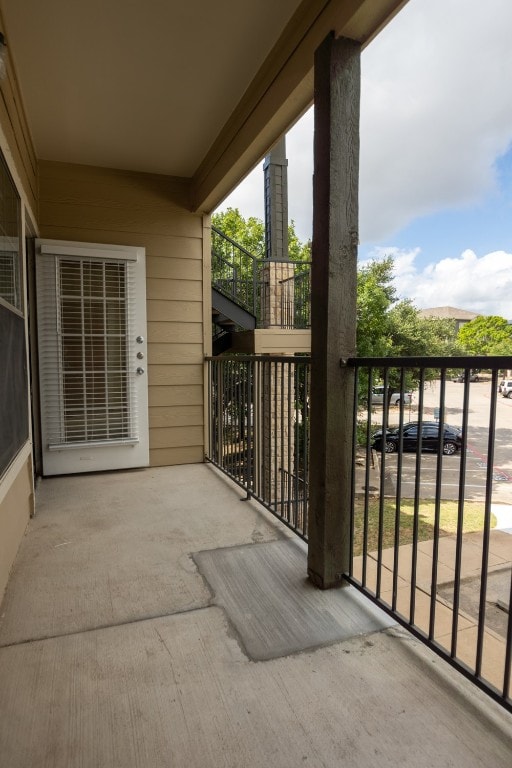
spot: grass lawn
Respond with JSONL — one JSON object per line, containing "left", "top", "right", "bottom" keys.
{"left": 352, "top": 498, "right": 496, "bottom": 557}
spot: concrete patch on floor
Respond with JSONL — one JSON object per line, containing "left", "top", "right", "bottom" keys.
{"left": 194, "top": 538, "right": 394, "bottom": 660}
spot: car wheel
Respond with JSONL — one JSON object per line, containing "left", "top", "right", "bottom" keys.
{"left": 508, "top": 391, "right": 512, "bottom": 399}
{"left": 395, "top": 398, "right": 401, "bottom": 406}
{"left": 443, "top": 441, "right": 458, "bottom": 456}
{"left": 384, "top": 440, "right": 396, "bottom": 453}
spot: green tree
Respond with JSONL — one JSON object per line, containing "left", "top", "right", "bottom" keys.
{"left": 356, "top": 256, "right": 396, "bottom": 357}
{"left": 212, "top": 208, "right": 265, "bottom": 257}
{"left": 388, "top": 300, "right": 460, "bottom": 358}
{"left": 457, "top": 315, "right": 512, "bottom": 355}
{"left": 355, "top": 259, "right": 462, "bottom": 408}
{"left": 212, "top": 207, "right": 311, "bottom": 263}
{"left": 287, "top": 225, "right": 311, "bottom": 263}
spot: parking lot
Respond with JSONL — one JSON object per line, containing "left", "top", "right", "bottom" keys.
{"left": 368, "top": 377, "right": 512, "bottom": 504}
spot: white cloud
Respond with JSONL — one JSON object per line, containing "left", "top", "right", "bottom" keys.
{"left": 217, "top": 1, "right": 512, "bottom": 324}
{"left": 218, "top": 0, "right": 512, "bottom": 248}
{"left": 365, "top": 247, "right": 512, "bottom": 318}
{"left": 360, "top": 0, "right": 512, "bottom": 242}
{"left": 218, "top": 109, "right": 314, "bottom": 242}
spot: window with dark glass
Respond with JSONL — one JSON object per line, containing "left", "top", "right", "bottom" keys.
{"left": 0, "top": 150, "right": 27, "bottom": 478}
{"left": 0, "top": 152, "right": 21, "bottom": 311}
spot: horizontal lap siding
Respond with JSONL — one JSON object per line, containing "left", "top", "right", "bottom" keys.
{"left": 148, "top": 322, "right": 202, "bottom": 344}
{"left": 0, "top": 31, "right": 38, "bottom": 603}
{"left": 39, "top": 161, "right": 207, "bottom": 467}
{"left": 0, "top": 40, "right": 38, "bottom": 215}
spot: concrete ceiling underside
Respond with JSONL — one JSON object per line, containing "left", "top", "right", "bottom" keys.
{"left": 1, "top": 0, "right": 408, "bottom": 211}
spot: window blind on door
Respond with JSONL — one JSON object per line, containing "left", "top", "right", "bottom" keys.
{"left": 37, "top": 252, "right": 139, "bottom": 449}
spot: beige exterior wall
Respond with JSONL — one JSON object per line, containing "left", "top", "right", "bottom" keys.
{"left": 0, "top": 453, "right": 33, "bottom": 602}
{"left": 230, "top": 328, "right": 311, "bottom": 355}
{"left": 0, "top": 13, "right": 37, "bottom": 602}
{"left": 38, "top": 161, "right": 207, "bottom": 467}
{"left": 0, "top": 14, "right": 38, "bottom": 217}
{"left": 0, "top": 57, "right": 211, "bottom": 597}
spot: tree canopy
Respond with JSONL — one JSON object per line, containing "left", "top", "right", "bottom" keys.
{"left": 457, "top": 315, "right": 512, "bottom": 356}
{"left": 356, "top": 257, "right": 460, "bottom": 360}
{"left": 212, "top": 208, "right": 266, "bottom": 258}
{"left": 212, "top": 207, "right": 311, "bottom": 262}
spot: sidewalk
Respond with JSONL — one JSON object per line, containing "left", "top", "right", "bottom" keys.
{"left": 352, "top": 526, "right": 511, "bottom": 693}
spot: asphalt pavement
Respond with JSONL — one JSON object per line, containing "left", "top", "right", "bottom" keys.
{"left": 369, "top": 377, "right": 512, "bottom": 506}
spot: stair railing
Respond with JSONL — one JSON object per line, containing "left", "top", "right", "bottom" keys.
{"left": 211, "top": 226, "right": 263, "bottom": 321}
{"left": 212, "top": 226, "right": 312, "bottom": 329}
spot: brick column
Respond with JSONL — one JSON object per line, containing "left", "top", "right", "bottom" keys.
{"left": 261, "top": 260, "right": 295, "bottom": 328}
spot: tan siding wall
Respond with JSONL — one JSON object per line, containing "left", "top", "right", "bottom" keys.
{"left": 230, "top": 329, "right": 311, "bottom": 355}
{"left": 0, "top": 16, "right": 38, "bottom": 606}
{"left": 39, "top": 161, "right": 207, "bottom": 467}
{"left": 0, "top": 7, "right": 38, "bottom": 215}
{"left": 0, "top": 455, "right": 33, "bottom": 603}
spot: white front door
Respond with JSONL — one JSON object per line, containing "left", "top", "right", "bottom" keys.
{"left": 35, "top": 239, "right": 149, "bottom": 475}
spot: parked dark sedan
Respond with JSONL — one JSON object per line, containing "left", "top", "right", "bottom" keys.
{"left": 372, "top": 421, "right": 462, "bottom": 455}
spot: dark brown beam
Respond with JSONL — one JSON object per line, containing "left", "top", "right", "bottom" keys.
{"left": 307, "top": 34, "right": 360, "bottom": 589}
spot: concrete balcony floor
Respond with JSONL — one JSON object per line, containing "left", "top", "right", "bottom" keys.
{"left": 0, "top": 464, "right": 510, "bottom": 767}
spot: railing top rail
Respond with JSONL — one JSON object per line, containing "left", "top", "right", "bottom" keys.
{"left": 279, "top": 264, "right": 312, "bottom": 285}
{"left": 211, "top": 225, "right": 264, "bottom": 262}
{"left": 205, "top": 354, "right": 312, "bottom": 364}
{"left": 346, "top": 355, "right": 512, "bottom": 369}
{"left": 206, "top": 354, "right": 510, "bottom": 368}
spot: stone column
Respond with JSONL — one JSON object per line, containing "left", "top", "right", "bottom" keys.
{"left": 264, "top": 136, "right": 289, "bottom": 263}
{"left": 260, "top": 260, "right": 295, "bottom": 328}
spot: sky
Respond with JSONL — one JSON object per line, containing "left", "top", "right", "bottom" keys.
{"left": 217, "top": 0, "right": 512, "bottom": 319}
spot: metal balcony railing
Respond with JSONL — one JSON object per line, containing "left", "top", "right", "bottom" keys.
{"left": 279, "top": 265, "right": 311, "bottom": 329}
{"left": 211, "top": 227, "right": 311, "bottom": 329}
{"left": 205, "top": 354, "right": 512, "bottom": 712}
{"left": 206, "top": 355, "right": 310, "bottom": 539}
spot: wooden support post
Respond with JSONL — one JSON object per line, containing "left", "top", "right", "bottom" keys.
{"left": 307, "top": 34, "right": 360, "bottom": 589}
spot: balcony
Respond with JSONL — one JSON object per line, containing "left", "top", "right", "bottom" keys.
{"left": 0, "top": 460, "right": 511, "bottom": 767}
{"left": 206, "top": 354, "right": 512, "bottom": 711}
{"left": 1, "top": 356, "right": 511, "bottom": 766}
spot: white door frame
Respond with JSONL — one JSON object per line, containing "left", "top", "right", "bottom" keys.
{"left": 36, "top": 239, "right": 149, "bottom": 475}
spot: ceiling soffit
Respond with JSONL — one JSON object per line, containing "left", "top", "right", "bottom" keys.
{"left": 192, "top": 0, "right": 409, "bottom": 211}
{"left": 0, "top": 0, "right": 409, "bottom": 211}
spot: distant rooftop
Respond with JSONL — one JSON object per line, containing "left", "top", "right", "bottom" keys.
{"left": 418, "top": 306, "right": 480, "bottom": 321}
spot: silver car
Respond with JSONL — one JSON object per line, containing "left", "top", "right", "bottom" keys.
{"left": 369, "top": 385, "right": 412, "bottom": 406}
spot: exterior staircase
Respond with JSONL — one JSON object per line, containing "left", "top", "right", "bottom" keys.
{"left": 211, "top": 226, "right": 311, "bottom": 355}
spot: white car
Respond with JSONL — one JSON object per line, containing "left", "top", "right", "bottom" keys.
{"left": 369, "top": 386, "right": 412, "bottom": 406}
{"left": 501, "top": 380, "right": 512, "bottom": 398}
